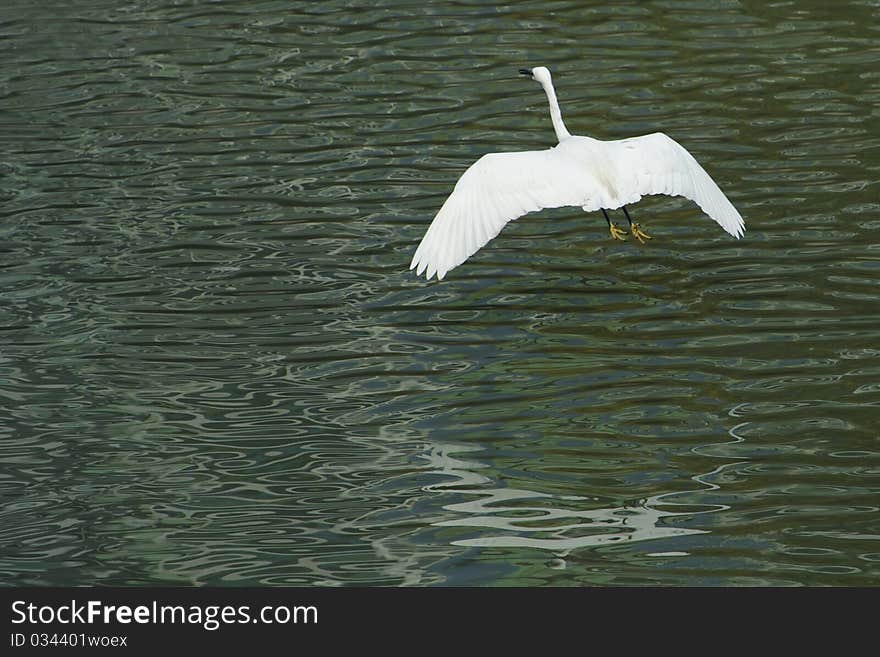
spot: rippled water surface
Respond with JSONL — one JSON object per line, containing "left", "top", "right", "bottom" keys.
{"left": 2, "top": 0, "right": 879, "bottom": 586}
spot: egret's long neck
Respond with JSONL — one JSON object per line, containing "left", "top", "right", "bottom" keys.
{"left": 541, "top": 77, "right": 571, "bottom": 142}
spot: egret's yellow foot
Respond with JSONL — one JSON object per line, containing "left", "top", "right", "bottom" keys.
{"left": 630, "top": 223, "right": 652, "bottom": 244}
{"left": 609, "top": 223, "right": 628, "bottom": 241}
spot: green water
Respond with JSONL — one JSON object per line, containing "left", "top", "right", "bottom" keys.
{"left": 1, "top": 0, "right": 878, "bottom": 586}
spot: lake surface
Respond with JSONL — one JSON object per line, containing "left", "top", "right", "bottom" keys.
{"left": 1, "top": 0, "right": 878, "bottom": 586}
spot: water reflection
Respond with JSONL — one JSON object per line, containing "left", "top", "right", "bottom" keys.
{"left": 423, "top": 443, "right": 742, "bottom": 555}
{"left": 437, "top": 487, "right": 709, "bottom": 552}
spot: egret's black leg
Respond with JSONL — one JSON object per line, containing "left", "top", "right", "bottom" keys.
{"left": 603, "top": 208, "right": 627, "bottom": 241}
{"left": 623, "top": 205, "right": 652, "bottom": 244}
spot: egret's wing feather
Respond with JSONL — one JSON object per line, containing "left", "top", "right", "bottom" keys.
{"left": 605, "top": 132, "right": 745, "bottom": 238}
{"left": 410, "top": 148, "right": 611, "bottom": 280}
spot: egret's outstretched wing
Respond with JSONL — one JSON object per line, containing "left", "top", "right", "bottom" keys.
{"left": 410, "top": 147, "right": 615, "bottom": 281}
{"left": 410, "top": 133, "right": 744, "bottom": 281}
{"left": 604, "top": 132, "right": 745, "bottom": 239}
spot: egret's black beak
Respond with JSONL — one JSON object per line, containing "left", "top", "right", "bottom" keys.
{"left": 519, "top": 68, "right": 533, "bottom": 77}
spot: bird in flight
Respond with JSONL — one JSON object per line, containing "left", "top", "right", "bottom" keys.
{"left": 410, "top": 66, "right": 744, "bottom": 281}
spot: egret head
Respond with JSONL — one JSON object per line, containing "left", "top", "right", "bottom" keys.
{"left": 519, "top": 66, "right": 552, "bottom": 85}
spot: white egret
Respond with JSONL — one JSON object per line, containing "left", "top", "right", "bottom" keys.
{"left": 410, "top": 66, "right": 745, "bottom": 281}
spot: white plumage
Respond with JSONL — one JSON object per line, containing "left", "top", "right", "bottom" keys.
{"left": 411, "top": 66, "right": 745, "bottom": 281}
